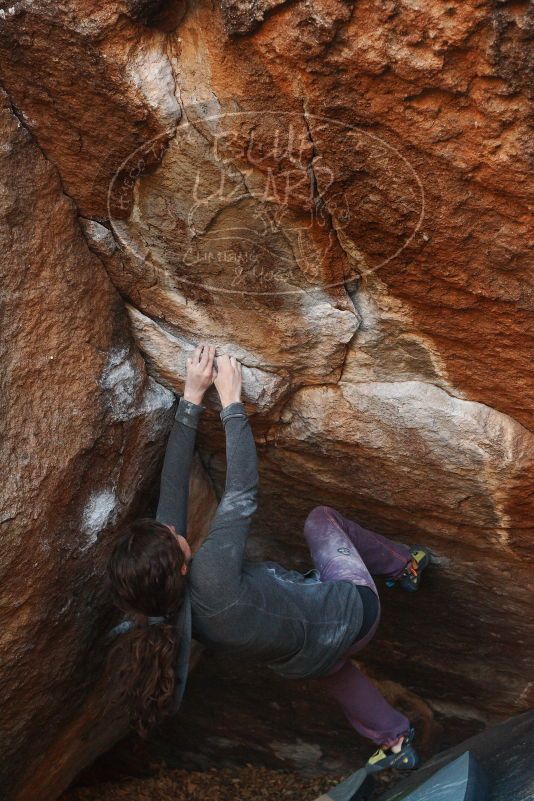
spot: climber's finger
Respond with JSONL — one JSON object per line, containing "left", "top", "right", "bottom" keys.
{"left": 205, "top": 345, "right": 215, "bottom": 375}
{"left": 193, "top": 344, "right": 202, "bottom": 363}
{"left": 200, "top": 343, "right": 211, "bottom": 368}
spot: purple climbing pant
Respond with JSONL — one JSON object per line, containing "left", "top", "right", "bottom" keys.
{"left": 303, "top": 505, "right": 412, "bottom": 748}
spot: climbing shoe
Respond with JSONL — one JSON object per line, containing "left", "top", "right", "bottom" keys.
{"left": 385, "top": 546, "right": 431, "bottom": 592}
{"left": 366, "top": 727, "right": 420, "bottom": 773}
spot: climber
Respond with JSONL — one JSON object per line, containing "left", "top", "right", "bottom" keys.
{"left": 106, "top": 344, "right": 431, "bottom": 771}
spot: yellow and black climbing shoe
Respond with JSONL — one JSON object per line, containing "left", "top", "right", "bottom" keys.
{"left": 366, "top": 728, "right": 420, "bottom": 773}
{"left": 385, "top": 546, "right": 431, "bottom": 592}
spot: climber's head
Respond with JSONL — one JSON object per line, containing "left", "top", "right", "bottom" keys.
{"left": 105, "top": 518, "right": 190, "bottom": 738}
{"left": 108, "top": 518, "right": 190, "bottom": 618}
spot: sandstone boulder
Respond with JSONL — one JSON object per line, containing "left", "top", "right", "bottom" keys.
{"left": 0, "top": 0, "right": 181, "bottom": 217}
{"left": 0, "top": 88, "right": 180, "bottom": 800}
{"left": 0, "top": 0, "right": 532, "bottom": 796}
{"left": 104, "top": 0, "right": 533, "bottom": 737}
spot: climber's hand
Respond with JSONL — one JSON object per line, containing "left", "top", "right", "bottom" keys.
{"left": 183, "top": 344, "right": 216, "bottom": 405}
{"left": 214, "top": 354, "right": 242, "bottom": 409}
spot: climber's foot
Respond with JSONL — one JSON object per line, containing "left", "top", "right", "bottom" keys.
{"left": 385, "top": 546, "right": 431, "bottom": 592}
{"left": 366, "top": 728, "right": 419, "bottom": 773}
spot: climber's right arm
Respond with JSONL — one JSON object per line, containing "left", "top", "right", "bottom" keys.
{"left": 155, "top": 344, "right": 215, "bottom": 535}
{"left": 155, "top": 395, "right": 204, "bottom": 534}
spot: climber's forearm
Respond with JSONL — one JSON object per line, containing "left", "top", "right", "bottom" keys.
{"left": 156, "top": 344, "right": 214, "bottom": 532}
{"left": 155, "top": 396, "right": 205, "bottom": 535}
{"left": 220, "top": 402, "right": 258, "bottom": 499}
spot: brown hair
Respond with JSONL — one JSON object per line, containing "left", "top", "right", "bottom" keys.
{"left": 106, "top": 518, "right": 187, "bottom": 738}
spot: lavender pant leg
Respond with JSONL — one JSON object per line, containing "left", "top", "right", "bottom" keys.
{"left": 303, "top": 505, "right": 379, "bottom": 593}
{"left": 303, "top": 505, "right": 411, "bottom": 746}
{"left": 317, "top": 660, "right": 411, "bottom": 748}
{"left": 326, "top": 507, "right": 411, "bottom": 577}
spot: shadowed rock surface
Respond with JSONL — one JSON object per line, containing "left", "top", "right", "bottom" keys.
{"left": 0, "top": 0, "right": 532, "bottom": 798}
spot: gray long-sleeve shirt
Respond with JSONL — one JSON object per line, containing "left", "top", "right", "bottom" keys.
{"left": 156, "top": 397, "right": 363, "bottom": 707}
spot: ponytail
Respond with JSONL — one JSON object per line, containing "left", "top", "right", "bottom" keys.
{"left": 106, "top": 616, "right": 181, "bottom": 738}
{"left": 106, "top": 518, "right": 187, "bottom": 738}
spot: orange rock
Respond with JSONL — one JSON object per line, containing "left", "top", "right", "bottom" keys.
{"left": 0, "top": 0, "right": 180, "bottom": 217}
{"left": 0, "top": 0, "right": 532, "bottom": 796}
{"left": 0, "top": 89, "right": 176, "bottom": 800}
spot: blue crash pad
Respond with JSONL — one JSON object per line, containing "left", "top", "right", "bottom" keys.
{"left": 377, "top": 711, "right": 533, "bottom": 801}
{"left": 391, "top": 752, "right": 487, "bottom": 801}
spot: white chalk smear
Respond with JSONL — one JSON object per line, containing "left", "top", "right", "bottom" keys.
{"left": 139, "top": 376, "right": 174, "bottom": 414}
{"left": 80, "top": 489, "right": 118, "bottom": 550}
{"left": 101, "top": 348, "right": 139, "bottom": 421}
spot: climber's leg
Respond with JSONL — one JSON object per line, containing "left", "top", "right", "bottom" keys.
{"left": 303, "top": 505, "right": 383, "bottom": 642}
{"left": 317, "top": 658, "right": 410, "bottom": 748}
{"left": 303, "top": 505, "right": 411, "bottom": 580}
{"left": 304, "top": 505, "right": 414, "bottom": 754}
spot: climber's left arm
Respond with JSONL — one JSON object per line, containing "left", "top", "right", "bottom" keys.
{"left": 189, "top": 400, "right": 259, "bottom": 611}
{"left": 155, "top": 344, "right": 215, "bottom": 535}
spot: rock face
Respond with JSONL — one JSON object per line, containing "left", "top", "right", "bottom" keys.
{"left": 0, "top": 0, "right": 532, "bottom": 798}
{"left": 0, "top": 87, "right": 173, "bottom": 798}
{"left": 0, "top": 0, "right": 181, "bottom": 217}
{"left": 0, "top": 83, "right": 213, "bottom": 800}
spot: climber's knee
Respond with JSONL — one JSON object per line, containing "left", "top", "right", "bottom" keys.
{"left": 304, "top": 505, "right": 333, "bottom": 534}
